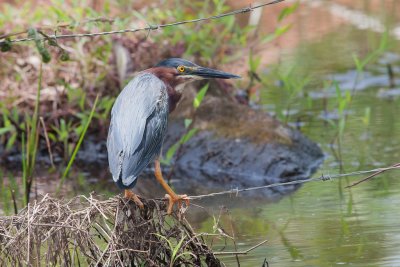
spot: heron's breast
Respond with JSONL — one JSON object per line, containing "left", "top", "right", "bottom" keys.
{"left": 166, "top": 86, "right": 182, "bottom": 113}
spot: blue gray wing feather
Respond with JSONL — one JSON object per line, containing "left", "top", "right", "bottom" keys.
{"left": 107, "top": 72, "right": 169, "bottom": 188}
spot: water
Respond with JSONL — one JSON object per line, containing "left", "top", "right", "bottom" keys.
{"left": 191, "top": 67, "right": 400, "bottom": 265}
{"left": 184, "top": 2, "right": 400, "bottom": 266}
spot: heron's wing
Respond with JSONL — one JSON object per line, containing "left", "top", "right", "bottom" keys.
{"left": 107, "top": 72, "right": 169, "bottom": 187}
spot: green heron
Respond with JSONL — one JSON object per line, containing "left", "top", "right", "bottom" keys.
{"left": 107, "top": 58, "right": 240, "bottom": 214}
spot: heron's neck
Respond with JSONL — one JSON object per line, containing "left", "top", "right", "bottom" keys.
{"left": 167, "top": 85, "right": 182, "bottom": 113}
{"left": 145, "top": 67, "right": 184, "bottom": 113}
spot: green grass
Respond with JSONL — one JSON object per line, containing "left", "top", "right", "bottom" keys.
{"left": 21, "top": 64, "right": 42, "bottom": 205}
{"left": 58, "top": 94, "right": 100, "bottom": 192}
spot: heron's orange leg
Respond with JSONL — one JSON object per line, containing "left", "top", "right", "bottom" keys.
{"left": 154, "top": 159, "right": 189, "bottom": 214}
{"left": 124, "top": 189, "right": 144, "bottom": 209}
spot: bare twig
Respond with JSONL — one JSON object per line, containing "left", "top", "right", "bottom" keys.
{"left": 345, "top": 162, "right": 400, "bottom": 188}
{"left": 39, "top": 117, "right": 55, "bottom": 168}
{"left": 213, "top": 239, "right": 268, "bottom": 255}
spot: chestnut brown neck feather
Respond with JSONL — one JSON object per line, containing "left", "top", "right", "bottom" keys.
{"left": 145, "top": 67, "right": 186, "bottom": 113}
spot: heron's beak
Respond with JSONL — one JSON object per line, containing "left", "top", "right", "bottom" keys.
{"left": 193, "top": 67, "right": 241, "bottom": 79}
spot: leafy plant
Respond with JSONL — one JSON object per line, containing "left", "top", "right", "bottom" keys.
{"left": 262, "top": 1, "right": 298, "bottom": 43}
{"left": 0, "top": 170, "right": 19, "bottom": 215}
{"left": 327, "top": 29, "right": 389, "bottom": 168}
{"left": 0, "top": 107, "right": 19, "bottom": 151}
{"left": 57, "top": 94, "right": 100, "bottom": 192}
{"left": 50, "top": 118, "right": 74, "bottom": 161}
{"left": 154, "top": 233, "right": 194, "bottom": 267}
{"left": 20, "top": 65, "right": 43, "bottom": 205}
{"left": 276, "top": 66, "right": 310, "bottom": 122}
{"left": 352, "top": 30, "right": 388, "bottom": 74}
{"left": 145, "top": 0, "right": 250, "bottom": 63}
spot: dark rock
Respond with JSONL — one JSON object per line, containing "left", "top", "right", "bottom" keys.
{"left": 161, "top": 86, "right": 324, "bottom": 200}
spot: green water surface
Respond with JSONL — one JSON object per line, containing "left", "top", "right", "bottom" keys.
{"left": 193, "top": 25, "right": 400, "bottom": 267}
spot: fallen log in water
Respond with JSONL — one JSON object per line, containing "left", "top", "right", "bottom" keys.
{"left": 0, "top": 194, "right": 221, "bottom": 266}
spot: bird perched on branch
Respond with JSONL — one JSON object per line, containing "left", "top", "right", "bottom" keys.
{"left": 107, "top": 58, "right": 240, "bottom": 214}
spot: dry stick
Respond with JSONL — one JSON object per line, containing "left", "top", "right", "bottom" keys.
{"left": 111, "top": 248, "right": 149, "bottom": 254}
{"left": 226, "top": 209, "right": 240, "bottom": 266}
{"left": 0, "top": 30, "right": 27, "bottom": 40}
{"left": 26, "top": 203, "right": 30, "bottom": 265}
{"left": 213, "top": 240, "right": 268, "bottom": 255}
{"left": 10, "top": 189, "right": 18, "bottom": 215}
{"left": 81, "top": 195, "right": 109, "bottom": 220}
{"left": 1, "top": 0, "right": 285, "bottom": 44}
{"left": 39, "top": 117, "right": 55, "bottom": 168}
{"left": 346, "top": 162, "right": 400, "bottom": 188}
{"left": 212, "top": 207, "right": 231, "bottom": 251}
{"left": 30, "top": 223, "right": 87, "bottom": 232}
{"left": 95, "top": 204, "right": 120, "bottom": 265}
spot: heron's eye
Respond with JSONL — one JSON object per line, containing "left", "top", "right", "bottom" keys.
{"left": 177, "top": 65, "right": 185, "bottom": 73}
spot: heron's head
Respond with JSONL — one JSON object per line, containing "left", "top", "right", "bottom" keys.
{"left": 155, "top": 58, "right": 240, "bottom": 91}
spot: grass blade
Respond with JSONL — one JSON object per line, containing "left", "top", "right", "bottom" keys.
{"left": 57, "top": 94, "right": 100, "bottom": 192}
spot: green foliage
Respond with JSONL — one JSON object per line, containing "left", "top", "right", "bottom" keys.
{"left": 27, "top": 28, "right": 51, "bottom": 63}
{"left": 353, "top": 30, "right": 388, "bottom": 73}
{"left": 275, "top": 66, "right": 310, "bottom": 122}
{"left": 333, "top": 82, "right": 351, "bottom": 138}
{"left": 162, "top": 128, "right": 199, "bottom": 166}
{"left": 278, "top": 1, "right": 299, "bottom": 22}
{"left": 262, "top": 1, "right": 298, "bottom": 44}
{"left": 0, "top": 38, "right": 12, "bottom": 52}
{"left": 327, "top": 30, "right": 389, "bottom": 164}
{"left": 146, "top": 0, "right": 249, "bottom": 62}
{"left": 57, "top": 94, "right": 100, "bottom": 192}
{"left": 262, "top": 24, "right": 292, "bottom": 44}
{"left": 59, "top": 50, "right": 70, "bottom": 61}
{"left": 0, "top": 170, "right": 19, "bottom": 215}
{"left": 0, "top": 170, "right": 8, "bottom": 214}
{"left": 193, "top": 83, "right": 209, "bottom": 108}
{"left": 361, "top": 107, "right": 371, "bottom": 126}
{"left": 46, "top": 86, "right": 113, "bottom": 163}
{"left": 161, "top": 83, "right": 209, "bottom": 166}
{"left": 0, "top": 107, "right": 19, "bottom": 150}
{"left": 93, "top": 96, "right": 114, "bottom": 121}
{"left": 19, "top": 65, "right": 43, "bottom": 205}
{"left": 248, "top": 51, "right": 262, "bottom": 73}
{"left": 154, "top": 233, "right": 194, "bottom": 267}
{"left": 50, "top": 118, "right": 73, "bottom": 161}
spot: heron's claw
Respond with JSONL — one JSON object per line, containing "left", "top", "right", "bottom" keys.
{"left": 165, "top": 194, "right": 189, "bottom": 214}
{"left": 124, "top": 190, "right": 144, "bottom": 210}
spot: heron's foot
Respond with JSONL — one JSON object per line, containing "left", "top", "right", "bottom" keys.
{"left": 124, "top": 190, "right": 144, "bottom": 210}
{"left": 165, "top": 194, "right": 189, "bottom": 214}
